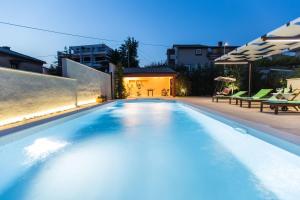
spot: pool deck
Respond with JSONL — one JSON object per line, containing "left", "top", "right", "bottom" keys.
{"left": 174, "top": 97, "right": 300, "bottom": 145}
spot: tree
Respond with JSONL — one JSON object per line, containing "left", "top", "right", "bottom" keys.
{"left": 119, "top": 37, "right": 139, "bottom": 68}
{"left": 108, "top": 49, "right": 122, "bottom": 65}
{"left": 114, "top": 63, "right": 126, "bottom": 99}
{"left": 144, "top": 61, "right": 167, "bottom": 68}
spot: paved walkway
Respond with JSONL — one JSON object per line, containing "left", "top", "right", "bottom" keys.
{"left": 175, "top": 97, "right": 300, "bottom": 145}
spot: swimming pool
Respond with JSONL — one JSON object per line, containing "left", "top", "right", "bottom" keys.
{"left": 0, "top": 100, "right": 299, "bottom": 200}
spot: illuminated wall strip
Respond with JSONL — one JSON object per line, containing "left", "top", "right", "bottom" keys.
{"left": 0, "top": 99, "right": 100, "bottom": 127}
{"left": 77, "top": 99, "right": 97, "bottom": 106}
{"left": 0, "top": 105, "right": 76, "bottom": 127}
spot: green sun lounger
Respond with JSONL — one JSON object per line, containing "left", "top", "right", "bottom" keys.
{"left": 212, "top": 91, "right": 247, "bottom": 103}
{"left": 260, "top": 100, "right": 300, "bottom": 114}
{"left": 238, "top": 89, "right": 273, "bottom": 108}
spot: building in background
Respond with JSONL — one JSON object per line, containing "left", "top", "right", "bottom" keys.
{"left": 295, "top": 49, "right": 300, "bottom": 57}
{"left": 167, "top": 42, "right": 238, "bottom": 70}
{"left": 57, "top": 44, "right": 112, "bottom": 72}
{"left": 0, "top": 46, "right": 45, "bottom": 73}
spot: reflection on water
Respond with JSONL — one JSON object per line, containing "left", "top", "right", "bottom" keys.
{"left": 0, "top": 101, "right": 287, "bottom": 200}
{"left": 24, "top": 138, "right": 69, "bottom": 164}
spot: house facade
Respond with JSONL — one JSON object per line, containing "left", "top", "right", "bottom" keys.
{"left": 123, "top": 67, "right": 177, "bottom": 98}
{"left": 57, "top": 44, "right": 112, "bottom": 72}
{"left": 0, "top": 46, "right": 45, "bottom": 73}
{"left": 167, "top": 42, "right": 238, "bottom": 70}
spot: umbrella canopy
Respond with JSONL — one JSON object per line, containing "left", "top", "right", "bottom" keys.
{"left": 214, "top": 76, "right": 236, "bottom": 83}
{"left": 215, "top": 17, "right": 300, "bottom": 96}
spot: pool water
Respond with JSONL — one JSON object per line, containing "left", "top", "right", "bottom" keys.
{"left": 0, "top": 100, "right": 300, "bottom": 200}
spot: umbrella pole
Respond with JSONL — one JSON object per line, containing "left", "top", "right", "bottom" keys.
{"left": 248, "top": 62, "right": 252, "bottom": 97}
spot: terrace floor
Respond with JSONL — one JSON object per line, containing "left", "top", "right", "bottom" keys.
{"left": 174, "top": 97, "right": 300, "bottom": 145}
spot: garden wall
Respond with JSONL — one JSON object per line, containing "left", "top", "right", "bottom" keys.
{"left": 0, "top": 67, "right": 77, "bottom": 125}
{"left": 0, "top": 59, "right": 112, "bottom": 126}
{"left": 62, "top": 58, "right": 112, "bottom": 104}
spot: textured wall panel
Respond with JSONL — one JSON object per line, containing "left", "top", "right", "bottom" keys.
{"left": 62, "top": 58, "right": 112, "bottom": 103}
{"left": 0, "top": 67, "right": 77, "bottom": 124}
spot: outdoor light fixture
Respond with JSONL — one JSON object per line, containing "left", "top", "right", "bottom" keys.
{"left": 0, "top": 105, "right": 76, "bottom": 127}
{"left": 261, "top": 36, "right": 300, "bottom": 42}
{"left": 0, "top": 98, "right": 101, "bottom": 127}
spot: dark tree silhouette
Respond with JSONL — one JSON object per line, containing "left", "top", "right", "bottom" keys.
{"left": 119, "top": 37, "right": 139, "bottom": 68}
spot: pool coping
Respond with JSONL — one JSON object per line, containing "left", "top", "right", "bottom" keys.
{"left": 1, "top": 98, "right": 299, "bottom": 154}
{"left": 0, "top": 101, "right": 115, "bottom": 138}
{"left": 1, "top": 98, "right": 299, "bottom": 145}
{"left": 178, "top": 100, "right": 300, "bottom": 146}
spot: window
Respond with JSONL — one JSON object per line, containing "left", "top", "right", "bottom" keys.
{"left": 10, "top": 61, "right": 19, "bottom": 69}
{"left": 83, "top": 57, "right": 91, "bottom": 62}
{"left": 95, "top": 57, "right": 105, "bottom": 62}
{"left": 97, "top": 47, "right": 105, "bottom": 52}
{"left": 184, "top": 64, "right": 192, "bottom": 71}
{"left": 195, "top": 49, "right": 202, "bottom": 56}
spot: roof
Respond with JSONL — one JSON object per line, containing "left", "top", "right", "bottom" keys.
{"left": 172, "top": 44, "right": 238, "bottom": 49}
{"left": 0, "top": 47, "right": 46, "bottom": 64}
{"left": 215, "top": 17, "right": 300, "bottom": 64}
{"left": 123, "top": 67, "right": 176, "bottom": 75}
{"left": 173, "top": 44, "right": 208, "bottom": 48}
{"left": 70, "top": 43, "right": 112, "bottom": 50}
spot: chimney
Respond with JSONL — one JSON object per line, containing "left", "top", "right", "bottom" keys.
{"left": 218, "top": 41, "right": 223, "bottom": 47}
{"left": 1, "top": 46, "right": 11, "bottom": 50}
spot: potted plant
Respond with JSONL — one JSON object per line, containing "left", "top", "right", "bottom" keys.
{"left": 96, "top": 95, "right": 107, "bottom": 103}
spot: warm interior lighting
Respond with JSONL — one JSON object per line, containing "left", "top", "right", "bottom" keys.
{"left": 123, "top": 76, "right": 173, "bottom": 98}
{"left": 0, "top": 105, "right": 76, "bottom": 127}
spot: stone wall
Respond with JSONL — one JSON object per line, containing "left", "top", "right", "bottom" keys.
{"left": 0, "top": 67, "right": 77, "bottom": 125}
{"left": 62, "top": 58, "right": 112, "bottom": 104}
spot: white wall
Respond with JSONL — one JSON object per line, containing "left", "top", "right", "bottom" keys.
{"left": 0, "top": 67, "right": 77, "bottom": 125}
{"left": 0, "top": 59, "right": 113, "bottom": 126}
{"left": 62, "top": 59, "right": 112, "bottom": 104}
{"left": 287, "top": 78, "right": 300, "bottom": 90}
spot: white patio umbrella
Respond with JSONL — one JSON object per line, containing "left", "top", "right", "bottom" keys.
{"left": 214, "top": 76, "right": 236, "bottom": 83}
{"left": 215, "top": 17, "right": 300, "bottom": 96}
{"left": 213, "top": 76, "right": 237, "bottom": 95}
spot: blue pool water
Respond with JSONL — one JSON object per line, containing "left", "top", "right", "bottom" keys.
{"left": 0, "top": 100, "right": 300, "bottom": 200}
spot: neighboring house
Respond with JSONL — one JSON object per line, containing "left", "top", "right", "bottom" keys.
{"left": 295, "top": 49, "right": 300, "bottom": 57}
{"left": 259, "top": 67, "right": 295, "bottom": 79}
{"left": 123, "top": 67, "right": 177, "bottom": 98}
{"left": 167, "top": 42, "right": 238, "bottom": 70}
{"left": 0, "top": 46, "right": 46, "bottom": 73}
{"left": 57, "top": 44, "right": 112, "bottom": 72}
